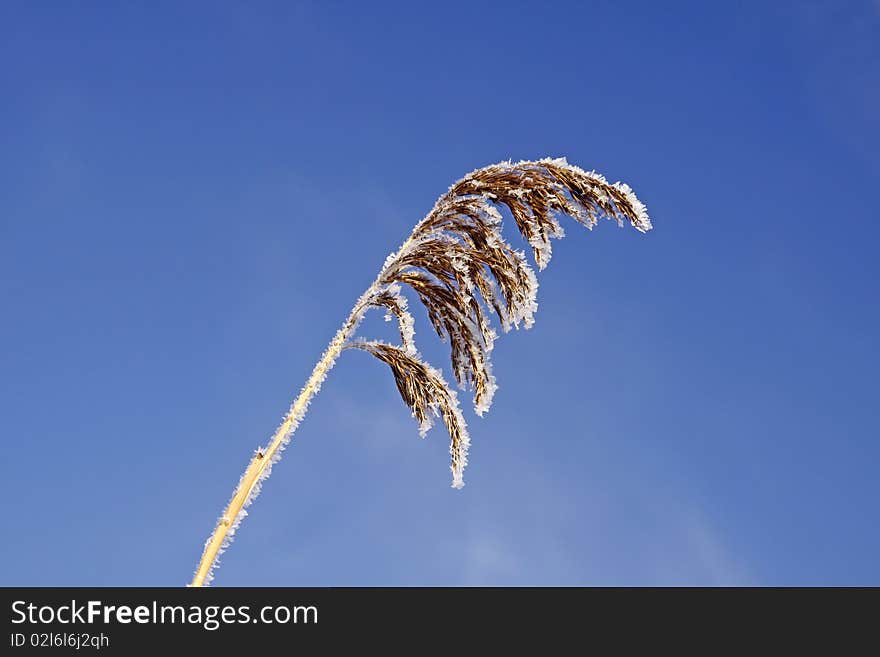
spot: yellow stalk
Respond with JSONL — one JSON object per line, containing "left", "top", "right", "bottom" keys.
{"left": 190, "top": 308, "right": 363, "bottom": 587}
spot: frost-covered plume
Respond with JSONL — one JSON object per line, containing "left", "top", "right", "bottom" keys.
{"left": 190, "top": 157, "right": 651, "bottom": 586}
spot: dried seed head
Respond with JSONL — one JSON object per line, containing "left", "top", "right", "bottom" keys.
{"left": 352, "top": 158, "right": 650, "bottom": 487}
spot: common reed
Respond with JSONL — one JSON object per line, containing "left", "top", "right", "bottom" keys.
{"left": 190, "top": 157, "right": 651, "bottom": 586}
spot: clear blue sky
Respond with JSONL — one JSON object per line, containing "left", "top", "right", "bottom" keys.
{"left": 1, "top": 1, "right": 878, "bottom": 586}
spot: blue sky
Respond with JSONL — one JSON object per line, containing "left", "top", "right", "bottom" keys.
{"left": 1, "top": 1, "right": 878, "bottom": 586}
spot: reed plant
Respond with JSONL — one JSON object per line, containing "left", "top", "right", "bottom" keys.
{"left": 191, "top": 157, "right": 651, "bottom": 586}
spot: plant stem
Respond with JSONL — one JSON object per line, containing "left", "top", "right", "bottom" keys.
{"left": 190, "top": 231, "right": 419, "bottom": 586}
{"left": 189, "top": 302, "right": 368, "bottom": 587}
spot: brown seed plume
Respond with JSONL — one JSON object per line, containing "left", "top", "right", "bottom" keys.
{"left": 352, "top": 157, "right": 651, "bottom": 488}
